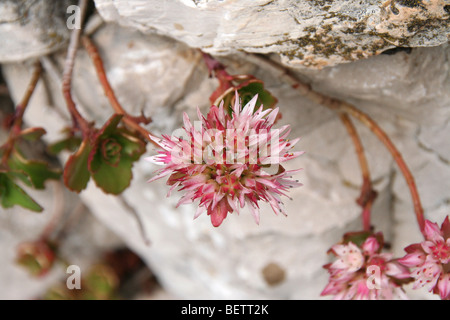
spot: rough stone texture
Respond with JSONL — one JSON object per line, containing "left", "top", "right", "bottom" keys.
{"left": 0, "top": 0, "right": 74, "bottom": 63}
{"left": 2, "top": 14, "right": 449, "bottom": 298}
{"left": 94, "top": 0, "right": 450, "bottom": 68}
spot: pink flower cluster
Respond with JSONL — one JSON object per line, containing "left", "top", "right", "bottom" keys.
{"left": 146, "top": 94, "right": 303, "bottom": 227}
{"left": 398, "top": 216, "right": 450, "bottom": 300}
{"left": 322, "top": 216, "right": 450, "bottom": 300}
{"left": 321, "top": 233, "right": 410, "bottom": 300}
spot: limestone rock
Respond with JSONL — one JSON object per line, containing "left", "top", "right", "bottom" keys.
{"left": 94, "top": 0, "right": 450, "bottom": 68}
{"left": 0, "top": 0, "right": 73, "bottom": 63}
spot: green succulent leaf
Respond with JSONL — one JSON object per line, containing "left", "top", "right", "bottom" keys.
{"left": 6, "top": 170, "right": 33, "bottom": 187}
{"left": 63, "top": 139, "right": 93, "bottom": 193}
{"left": 87, "top": 115, "right": 145, "bottom": 195}
{"left": 237, "top": 80, "right": 278, "bottom": 110}
{"left": 97, "top": 114, "right": 123, "bottom": 139}
{"left": 8, "top": 149, "right": 61, "bottom": 189}
{"left": 89, "top": 149, "right": 134, "bottom": 195}
{"left": 112, "top": 130, "right": 146, "bottom": 161}
{"left": 0, "top": 172, "right": 43, "bottom": 212}
{"left": 18, "top": 127, "right": 47, "bottom": 142}
{"left": 62, "top": 114, "right": 145, "bottom": 195}
{"left": 341, "top": 231, "right": 384, "bottom": 250}
{"left": 98, "top": 138, "right": 122, "bottom": 166}
{"left": 214, "top": 79, "right": 278, "bottom": 116}
{"left": 47, "top": 135, "right": 82, "bottom": 155}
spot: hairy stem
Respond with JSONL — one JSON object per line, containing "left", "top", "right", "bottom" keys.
{"left": 250, "top": 54, "right": 425, "bottom": 236}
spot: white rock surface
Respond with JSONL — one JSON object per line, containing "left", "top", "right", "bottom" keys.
{"left": 0, "top": 0, "right": 73, "bottom": 63}
{"left": 94, "top": 0, "right": 450, "bottom": 68}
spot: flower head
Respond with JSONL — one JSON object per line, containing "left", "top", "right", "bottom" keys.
{"left": 321, "top": 232, "right": 410, "bottom": 300}
{"left": 398, "top": 216, "right": 450, "bottom": 300}
{"left": 146, "top": 94, "right": 303, "bottom": 227}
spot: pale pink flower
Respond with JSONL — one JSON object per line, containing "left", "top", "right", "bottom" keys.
{"left": 321, "top": 233, "right": 410, "bottom": 300}
{"left": 398, "top": 216, "right": 450, "bottom": 300}
{"left": 146, "top": 94, "right": 303, "bottom": 227}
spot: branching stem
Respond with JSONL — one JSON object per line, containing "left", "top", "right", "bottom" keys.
{"left": 248, "top": 53, "right": 426, "bottom": 236}
{"left": 1, "top": 61, "right": 42, "bottom": 166}
{"left": 81, "top": 35, "right": 159, "bottom": 147}
{"left": 61, "top": 0, "right": 91, "bottom": 138}
{"left": 339, "top": 113, "right": 377, "bottom": 232}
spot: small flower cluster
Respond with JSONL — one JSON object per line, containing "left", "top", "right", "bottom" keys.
{"left": 322, "top": 216, "right": 450, "bottom": 300}
{"left": 321, "top": 232, "right": 410, "bottom": 300}
{"left": 147, "top": 94, "right": 303, "bottom": 227}
{"left": 398, "top": 216, "right": 450, "bottom": 300}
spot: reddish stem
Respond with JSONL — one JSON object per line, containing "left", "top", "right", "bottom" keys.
{"left": 340, "top": 103, "right": 425, "bottom": 235}
{"left": 339, "top": 113, "right": 377, "bottom": 232}
{"left": 81, "top": 36, "right": 128, "bottom": 116}
{"left": 81, "top": 35, "right": 159, "bottom": 147}
{"left": 250, "top": 54, "right": 426, "bottom": 237}
{"left": 61, "top": 0, "right": 91, "bottom": 138}
{"left": 201, "top": 52, "right": 256, "bottom": 106}
{"left": 201, "top": 51, "right": 227, "bottom": 76}
{"left": 1, "top": 61, "right": 42, "bottom": 166}
{"left": 362, "top": 196, "right": 375, "bottom": 232}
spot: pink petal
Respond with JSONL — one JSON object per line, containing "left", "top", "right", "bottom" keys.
{"left": 176, "top": 191, "right": 196, "bottom": 207}
{"left": 362, "top": 236, "right": 380, "bottom": 255}
{"left": 321, "top": 281, "right": 345, "bottom": 296}
{"left": 246, "top": 199, "right": 260, "bottom": 225}
{"left": 404, "top": 243, "right": 423, "bottom": 254}
{"left": 385, "top": 261, "right": 411, "bottom": 279}
{"left": 354, "top": 281, "right": 370, "bottom": 300}
{"left": 183, "top": 112, "right": 193, "bottom": 132}
{"left": 209, "top": 199, "right": 230, "bottom": 227}
{"left": 437, "top": 273, "right": 450, "bottom": 300}
{"left": 148, "top": 134, "right": 167, "bottom": 149}
{"left": 241, "top": 94, "right": 258, "bottom": 116}
{"left": 332, "top": 242, "right": 360, "bottom": 257}
{"left": 265, "top": 108, "right": 280, "bottom": 126}
{"left": 398, "top": 252, "right": 426, "bottom": 267}
{"left": 421, "top": 240, "right": 439, "bottom": 255}
{"left": 232, "top": 90, "right": 241, "bottom": 115}
{"left": 211, "top": 191, "right": 225, "bottom": 211}
{"left": 441, "top": 216, "right": 450, "bottom": 240}
{"left": 167, "top": 181, "right": 180, "bottom": 197}
{"left": 147, "top": 169, "right": 172, "bottom": 183}
{"left": 424, "top": 220, "right": 443, "bottom": 242}
{"left": 193, "top": 205, "right": 206, "bottom": 219}
{"left": 411, "top": 262, "right": 441, "bottom": 291}
{"left": 227, "top": 195, "right": 240, "bottom": 215}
